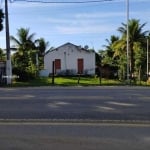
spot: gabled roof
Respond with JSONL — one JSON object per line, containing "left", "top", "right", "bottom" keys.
{"left": 45, "top": 42, "right": 94, "bottom": 55}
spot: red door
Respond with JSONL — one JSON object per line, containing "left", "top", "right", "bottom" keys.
{"left": 55, "top": 59, "right": 61, "bottom": 74}
{"left": 77, "top": 58, "right": 84, "bottom": 74}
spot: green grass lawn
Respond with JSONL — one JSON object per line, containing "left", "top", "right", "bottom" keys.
{"left": 11, "top": 76, "right": 125, "bottom": 87}
{"left": 6, "top": 75, "right": 149, "bottom": 87}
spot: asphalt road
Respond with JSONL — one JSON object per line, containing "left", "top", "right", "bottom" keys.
{"left": 0, "top": 86, "right": 150, "bottom": 122}
{"left": 0, "top": 122, "right": 150, "bottom": 150}
{"left": 0, "top": 86, "right": 150, "bottom": 150}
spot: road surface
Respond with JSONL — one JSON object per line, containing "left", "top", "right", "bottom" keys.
{"left": 0, "top": 86, "right": 150, "bottom": 149}
{"left": 0, "top": 122, "right": 150, "bottom": 150}
{"left": 0, "top": 86, "right": 150, "bottom": 122}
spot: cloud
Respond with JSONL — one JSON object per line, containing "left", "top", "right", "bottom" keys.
{"left": 75, "top": 12, "right": 125, "bottom": 19}
{"left": 44, "top": 18, "right": 70, "bottom": 24}
{"left": 42, "top": 11, "right": 125, "bottom": 25}
{"left": 37, "top": 11, "right": 126, "bottom": 35}
{"left": 56, "top": 24, "right": 116, "bottom": 35}
{"left": 131, "top": 11, "right": 150, "bottom": 18}
{"left": 2, "top": 0, "right": 149, "bottom": 49}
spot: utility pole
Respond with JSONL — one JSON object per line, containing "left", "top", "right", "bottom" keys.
{"left": 5, "top": 0, "right": 12, "bottom": 84}
{"left": 147, "top": 38, "right": 149, "bottom": 78}
{"left": 126, "top": 0, "right": 130, "bottom": 83}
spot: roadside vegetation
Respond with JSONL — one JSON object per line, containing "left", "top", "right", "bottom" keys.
{"left": 11, "top": 76, "right": 149, "bottom": 87}
{"left": 0, "top": 8, "right": 150, "bottom": 86}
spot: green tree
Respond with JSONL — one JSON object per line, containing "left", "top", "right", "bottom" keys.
{"left": 116, "top": 19, "right": 147, "bottom": 79}
{"left": 35, "top": 38, "right": 49, "bottom": 69}
{"left": 0, "top": 48, "right": 5, "bottom": 61}
{"left": 97, "top": 36, "right": 119, "bottom": 79}
{"left": 134, "top": 44, "right": 146, "bottom": 81}
{"left": 102, "top": 35, "right": 119, "bottom": 66}
{"left": 10, "top": 28, "right": 36, "bottom": 81}
{"left": 112, "top": 36, "right": 127, "bottom": 80}
{"left": 0, "top": 9, "right": 4, "bottom": 32}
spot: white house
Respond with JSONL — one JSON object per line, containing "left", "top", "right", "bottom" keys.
{"left": 44, "top": 42, "right": 95, "bottom": 76}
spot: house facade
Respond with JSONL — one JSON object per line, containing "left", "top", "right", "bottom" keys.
{"left": 44, "top": 42, "right": 95, "bottom": 76}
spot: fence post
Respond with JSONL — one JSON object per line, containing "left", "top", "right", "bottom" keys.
{"left": 52, "top": 61, "right": 55, "bottom": 85}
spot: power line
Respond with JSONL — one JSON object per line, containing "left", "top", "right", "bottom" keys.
{"left": 12, "top": 0, "right": 114, "bottom": 4}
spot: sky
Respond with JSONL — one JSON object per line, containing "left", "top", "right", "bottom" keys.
{"left": 0, "top": 0, "right": 150, "bottom": 52}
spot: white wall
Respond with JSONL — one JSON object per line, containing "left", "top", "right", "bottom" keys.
{"left": 44, "top": 43, "right": 95, "bottom": 75}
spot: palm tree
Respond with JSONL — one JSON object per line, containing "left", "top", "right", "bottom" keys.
{"left": 10, "top": 28, "right": 35, "bottom": 51}
{"left": 35, "top": 38, "right": 49, "bottom": 55}
{"left": 10, "top": 28, "right": 36, "bottom": 80}
{"left": 102, "top": 35, "right": 119, "bottom": 66}
{"left": 104, "top": 35, "right": 119, "bottom": 57}
{"left": 97, "top": 36, "right": 119, "bottom": 79}
{"left": 35, "top": 38, "right": 49, "bottom": 69}
{"left": 114, "top": 19, "right": 148, "bottom": 79}
{"left": 10, "top": 28, "right": 36, "bottom": 65}
{"left": 0, "top": 9, "right": 4, "bottom": 32}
